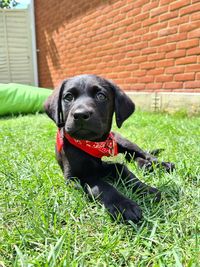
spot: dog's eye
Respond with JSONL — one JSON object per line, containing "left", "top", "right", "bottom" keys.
{"left": 63, "top": 93, "right": 74, "bottom": 102}
{"left": 96, "top": 92, "right": 107, "bottom": 101}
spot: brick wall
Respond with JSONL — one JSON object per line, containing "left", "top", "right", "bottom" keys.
{"left": 34, "top": 0, "right": 200, "bottom": 92}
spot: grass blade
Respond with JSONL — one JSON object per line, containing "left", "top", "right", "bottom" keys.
{"left": 47, "top": 231, "right": 67, "bottom": 266}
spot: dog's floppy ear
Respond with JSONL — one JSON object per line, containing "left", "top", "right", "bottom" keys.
{"left": 44, "top": 80, "right": 67, "bottom": 127}
{"left": 109, "top": 81, "right": 135, "bottom": 128}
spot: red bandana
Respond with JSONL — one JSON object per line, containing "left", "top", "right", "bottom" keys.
{"left": 56, "top": 129, "right": 118, "bottom": 158}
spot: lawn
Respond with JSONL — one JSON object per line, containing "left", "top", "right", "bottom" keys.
{"left": 0, "top": 111, "right": 199, "bottom": 266}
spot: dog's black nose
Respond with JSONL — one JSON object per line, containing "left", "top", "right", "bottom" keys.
{"left": 73, "top": 109, "right": 91, "bottom": 121}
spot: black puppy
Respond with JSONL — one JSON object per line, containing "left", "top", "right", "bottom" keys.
{"left": 45, "top": 74, "right": 174, "bottom": 223}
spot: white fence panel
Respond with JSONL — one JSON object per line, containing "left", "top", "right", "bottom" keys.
{"left": 0, "top": 8, "right": 35, "bottom": 85}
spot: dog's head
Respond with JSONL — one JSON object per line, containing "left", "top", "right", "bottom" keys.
{"left": 44, "top": 74, "right": 135, "bottom": 141}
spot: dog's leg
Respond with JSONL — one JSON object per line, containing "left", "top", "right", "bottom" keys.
{"left": 80, "top": 177, "right": 142, "bottom": 223}
{"left": 102, "top": 162, "right": 161, "bottom": 202}
{"left": 57, "top": 154, "right": 142, "bottom": 223}
{"left": 114, "top": 132, "right": 175, "bottom": 173}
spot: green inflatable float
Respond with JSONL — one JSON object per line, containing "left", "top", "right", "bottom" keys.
{"left": 0, "top": 83, "right": 52, "bottom": 116}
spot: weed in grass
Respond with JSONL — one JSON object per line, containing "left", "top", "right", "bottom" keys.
{"left": 0, "top": 112, "right": 199, "bottom": 266}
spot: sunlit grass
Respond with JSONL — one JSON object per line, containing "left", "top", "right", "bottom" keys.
{"left": 0, "top": 112, "right": 199, "bottom": 266}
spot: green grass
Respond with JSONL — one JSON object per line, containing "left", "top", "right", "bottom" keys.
{"left": 0, "top": 112, "right": 199, "bottom": 267}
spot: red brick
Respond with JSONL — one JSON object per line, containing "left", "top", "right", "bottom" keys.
{"left": 107, "top": 73, "right": 119, "bottom": 79}
{"left": 135, "top": 12, "right": 149, "bottom": 22}
{"left": 180, "top": 3, "right": 200, "bottom": 16}
{"left": 114, "top": 39, "right": 127, "bottom": 48}
{"left": 164, "top": 82, "right": 183, "bottom": 89}
{"left": 123, "top": 84, "right": 133, "bottom": 90}
{"left": 120, "top": 3, "right": 135, "bottom": 13}
{"left": 166, "top": 66, "right": 185, "bottom": 74}
{"left": 142, "top": 32, "right": 158, "bottom": 41}
{"left": 133, "top": 55, "right": 148, "bottom": 63}
{"left": 130, "top": 83, "right": 146, "bottom": 90}
{"left": 106, "top": 61, "right": 119, "bottom": 68}
{"left": 184, "top": 81, "right": 200, "bottom": 88}
{"left": 141, "top": 47, "right": 157, "bottom": 55}
{"left": 113, "top": 13, "right": 126, "bottom": 23}
{"left": 170, "top": 0, "right": 190, "bottom": 11}
{"left": 158, "top": 27, "right": 178, "bottom": 37}
{"left": 160, "top": 0, "right": 172, "bottom": 5}
{"left": 133, "top": 70, "right": 147, "bottom": 77}
{"left": 169, "top": 15, "right": 189, "bottom": 27}
{"left": 151, "top": 5, "right": 169, "bottom": 18}
{"left": 196, "top": 72, "right": 200, "bottom": 80}
{"left": 102, "top": 43, "right": 114, "bottom": 51}
{"left": 148, "top": 53, "right": 165, "bottom": 61}
{"left": 156, "top": 59, "right": 174, "bottom": 67}
{"left": 112, "top": 1, "right": 125, "bottom": 9}
{"left": 120, "top": 58, "right": 132, "bottom": 65}
{"left": 167, "top": 32, "right": 187, "bottom": 43}
{"left": 174, "top": 73, "right": 195, "bottom": 81}
{"left": 191, "top": 12, "right": 200, "bottom": 21}
{"left": 177, "top": 39, "right": 199, "bottom": 49}
{"left": 124, "top": 64, "right": 139, "bottom": 71}
{"left": 188, "top": 29, "right": 200, "bottom": 38}
{"left": 143, "top": 2, "right": 159, "bottom": 12}
{"left": 119, "top": 45, "right": 137, "bottom": 53}
{"left": 126, "top": 36, "right": 141, "bottom": 44}
{"left": 124, "top": 77, "right": 139, "bottom": 84}
{"left": 103, "top": 55, "right": 113, "bottom": 62}
{"left": 166, "top": 50, "right": 186, "bottom": 59}
{"left": 187, "top": 47, "right": 200, "bottom": 56}
{"left": 121, "top": 31, "right": 135, "bottom": 39}
{"left": 110, "top": 9, "right": 120, "bottom": 18}
{"left": 126, "top": 50, "right": 140, "bottom": 58}
{"left": 160, "top": 11, "right": 179, "bottom": 22}
{"left": 148, "top": 68, "right": 165, "bottom": 75}
{"left": 179, "top": 22, "right": 200, "bottom": 33}
{"left": 134, "top": 27, "right": 149, "bottom": 36}
{"left": 150, "top": 22, "right": 168, "bottom": 32}
{"left": 176, "top": 56, "right": 197, "bottom": 65}
{"left": 185, "top": 64, "right": 200, "bottom": 72}
{"left": 109, "top": 53, "right": 123, "bottom": 61}
{"left": 126, "top": 22, "right": 142, "bottom": 32}
{"left": 149, "top": 37, "right": 167, "bottom": 47}
{"left": 155, "top": 75, "right": 173, "bottom": 82}
{"left": 158, "top": 44, "right": 176, "bottom": 53}
{"left": 142, "top": 76, "right": 155, "bottom": 83}
{"left": 114, "top": 65, "right": 128, "bottom": 72}
{"left": 145, "top": 83, "right": 162, "bottom": 90}
{"left": 119, "top": 72, "right": 131, "bottom": 78}
{"left": 114, "top": 27, "right": 126, "bottom": 35}
{"left": 127, "top": 7, "right": 141, "bottom": 17}
{"left": 123, "top": 17, "right": 134, "bottom": 26}
{"left": 143, "top": 17, "right": 158, "bottom": 27}
{"left": 133, "top": 42, "right": 148, "bottom": 50}
{"left": 133, "top": 0, "right": 149, "bottom": 8}
{"left": 101, "top": 31, "right": 114, "bottom": 39}
{"left": 114, "top": 79, "right": 125, "bottom": 85}
{"left": 141, "top": 62, "right": 156, "bottom": 70}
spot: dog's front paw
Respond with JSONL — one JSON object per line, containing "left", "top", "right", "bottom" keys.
{"left": 107, "top": 198, "right": 142, "bottom": 224}
{"left": 136, "top": 157, "right": 175, "bottom": 173}
{"left": 136, "top": 157, "right": 154, "bottom": 171}
{"left": 161, "top": 161, "right": 175, "bottom": 173}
